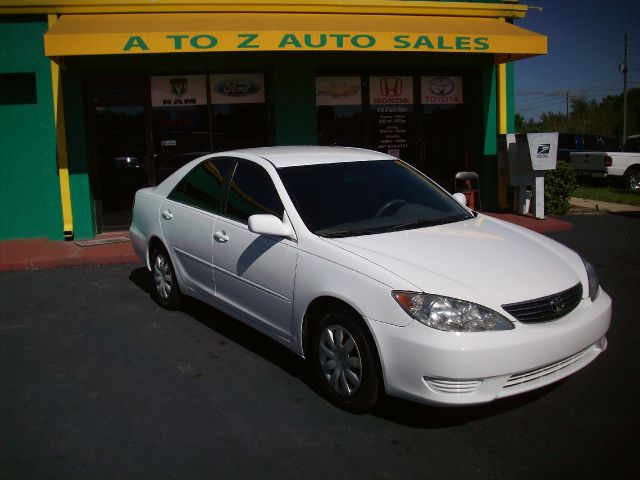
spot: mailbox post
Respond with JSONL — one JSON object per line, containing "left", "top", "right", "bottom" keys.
{"left": 499, "top": 133, "right": 532, "bottom": 215}
{"left": 514, "top": 133, "right": 559, "bottom": 219}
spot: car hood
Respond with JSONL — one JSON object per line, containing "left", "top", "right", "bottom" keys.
{"left": 325, "top": 215, "right": 583, "bottom": 306}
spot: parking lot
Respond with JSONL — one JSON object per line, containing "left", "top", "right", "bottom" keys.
{"left": 1, "top": 214, "right": 638, "bottom": 479}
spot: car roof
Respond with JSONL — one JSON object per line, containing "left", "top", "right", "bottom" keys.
{"left": 219, "top": 146, "right": 397, "bottom": 168}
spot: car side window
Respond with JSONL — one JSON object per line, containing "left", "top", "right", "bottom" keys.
{"left": 558, "top": 133, "right": 573, "bottom": 150}
{"left": 168, "top": 158, "right": 234, "bottom": 213}
{"left": 625, "top": 137, "right": 640, "bottom": 153}
{"left": 225, "top": 161, "right": 285, "bottom": 224}
{"left": 583, "top": 135, "right": 599, "bottom": 150}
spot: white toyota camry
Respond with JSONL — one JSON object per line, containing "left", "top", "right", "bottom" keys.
{"left": 130, "top": 146, "right": 611, "bottom": 412}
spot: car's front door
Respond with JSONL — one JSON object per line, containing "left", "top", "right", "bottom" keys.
{"left": 211, "top": 160, "right": 298, "bottom": 339}
{"left": 160, "top": 157, "right": 234, "bottom": 297}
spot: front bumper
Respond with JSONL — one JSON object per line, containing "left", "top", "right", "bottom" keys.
{"left": 129, "top": 225, "right": 149, "bottom": 268}
{"left": 367, "top": 290, "right": 612, "bottom": 406}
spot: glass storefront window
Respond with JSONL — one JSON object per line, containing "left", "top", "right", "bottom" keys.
{"left": 316, "top": 76, "right": 363, "bottom": 147}
{"left": 151, "top": 75, "right": 211, "bottom": 182}
{"left": 153, "top": 105, "right": 210, "bottom": 182}
{"left": 317, "top": 105, "right": 363, "bottom": 146}
{"left": 420, "top": 104, "right": 466, "bottom": 192}
{"left": 212, "top": 103, "right": 269, "bottom": 151}
{"left": 210, "top": 73, "right": 269, "bottom": 151}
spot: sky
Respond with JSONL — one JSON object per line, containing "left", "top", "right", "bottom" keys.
{"left": 513, "top": 0, "right": 640, "bottom": 120}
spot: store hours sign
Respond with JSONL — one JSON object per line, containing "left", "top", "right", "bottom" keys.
{"left": 370, "top": 76, "right": 413, "bottom": 158}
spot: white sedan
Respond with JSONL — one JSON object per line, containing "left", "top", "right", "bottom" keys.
{"left": 130, "top": 146, "right": 611, "bottom": 412}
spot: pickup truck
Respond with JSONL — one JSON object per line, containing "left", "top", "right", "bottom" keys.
{"left": 569, "top": 135, "right": 640, "bottom": 191}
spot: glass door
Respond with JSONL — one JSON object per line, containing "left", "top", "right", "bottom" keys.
{"left": 88, "top": 76, "right": 152, "bottom": 230}
{"left": 93, "top": 104, "right": 148, "bottom": 228}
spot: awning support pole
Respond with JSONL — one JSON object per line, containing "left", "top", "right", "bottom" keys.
{"left": 497, "top": 61, "right": 509, "bottom": 210}
{"left": 48, "top": 14, "right": 74, "bottom": 240}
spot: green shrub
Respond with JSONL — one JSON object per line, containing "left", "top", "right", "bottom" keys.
{"left": 544, "top": 161, "right": 577, "bottom": 215}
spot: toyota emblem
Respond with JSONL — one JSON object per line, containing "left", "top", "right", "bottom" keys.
{"left": 550, "top": 296, "right": 566, "bottom": 313}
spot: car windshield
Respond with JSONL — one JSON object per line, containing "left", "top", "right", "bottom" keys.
{"left": 277, "top": 160, "right": 474, "bottom": 237}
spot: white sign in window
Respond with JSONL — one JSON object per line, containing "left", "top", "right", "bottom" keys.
{"left": 150, "top": 75, "right": 207, "bottom": 107}
{"left": 421, "top": 76, "right": 463, "bottom": 104}
{"left": 369, "top": 76, "right": 414, "bottom": 106}
{"left": 315, "top": 77, "right": 362, "bottom": 106}
{"left": 210, "top": 74, "right": 265, "bottom": 104}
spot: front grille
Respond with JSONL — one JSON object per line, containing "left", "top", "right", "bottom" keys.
{"left": 504, "top": 346, "right": 592, "bottom": 388}
{"left": 502, "top": 283, "right": 583, "bottom": 323}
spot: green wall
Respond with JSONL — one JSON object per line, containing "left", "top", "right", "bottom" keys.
{"left": 480, "top": 64, "right": 499, "bottom": 211}
{"left": 0, "top": 16, "right": 63, "bottom": 240}
{"left": 271, "top": 60, "right": 317, "bottom": 145}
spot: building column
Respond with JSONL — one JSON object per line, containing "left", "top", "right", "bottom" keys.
{"left": 48, "top": 14, "right": 74, "bottom": 240}
{"left": 496, "top": 62, "right": 509, "bottom": 210}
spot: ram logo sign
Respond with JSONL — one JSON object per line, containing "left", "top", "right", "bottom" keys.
{"left": 151, "top": 75, "right": 207, "bottom": 107}
{"left": 170, "top": 78, "right": 188, "bottom": 97}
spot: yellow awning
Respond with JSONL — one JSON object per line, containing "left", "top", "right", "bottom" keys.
{"left": 44, "top": 13, "right": 546, "bottom": 62}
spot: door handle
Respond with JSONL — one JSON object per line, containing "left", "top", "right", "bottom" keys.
{"left": 161, "top": 209, "right": 173, "bottom": 220}
{"left": 214, "top": 230, "right": 229, "bottom": 243}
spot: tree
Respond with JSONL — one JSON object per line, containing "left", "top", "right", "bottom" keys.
{"left": 517, "top": 88, "right": 640, "bottom": 143}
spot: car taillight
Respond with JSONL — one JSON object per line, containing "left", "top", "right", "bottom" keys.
{"left": 604, "top": 155, "right": 612, "bottom": 167}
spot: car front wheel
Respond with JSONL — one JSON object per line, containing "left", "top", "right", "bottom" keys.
{"left": 150, "top": 245, "right": 182, "bottom": 309}
{"left": 309, "top": 310, "right": 383, "bottom": 413}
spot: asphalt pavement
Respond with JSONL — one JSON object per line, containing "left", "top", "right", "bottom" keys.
{"left": 1, "top": 213, "right": 638, "bottom": 479}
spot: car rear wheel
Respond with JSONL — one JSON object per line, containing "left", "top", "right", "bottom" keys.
{"left": 624, "top": 167, "right": 640, "bottom": 192}
{"left": 309, "top": 310, "right": 383, "bottom": 413}
{"left": 150, "top": 245, "right": 182, "bottom": 309}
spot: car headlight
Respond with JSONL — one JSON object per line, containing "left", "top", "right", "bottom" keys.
{"left": 392, "top": 291, "right": 514, "bottom": 332}
{"left": 581, "top": 257, "right": 600, "bottom": 301}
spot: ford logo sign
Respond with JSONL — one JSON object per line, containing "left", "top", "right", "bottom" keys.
{"left": 214, "top": 78, "right": 260, "bottom": 97}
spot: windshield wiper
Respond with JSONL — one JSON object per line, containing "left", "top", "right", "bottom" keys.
{"left": 316, "top": 228, "right": 381, "bottom": 238}
{"left": 383, "top": 215, "right": 468, "bottom": 232}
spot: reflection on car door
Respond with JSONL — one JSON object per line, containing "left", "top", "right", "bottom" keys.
{"left": 160, "top": 158, "right": 234, "bottom": 297}
{"left": 211, "top": 160, "right": 298, "bottom": 340}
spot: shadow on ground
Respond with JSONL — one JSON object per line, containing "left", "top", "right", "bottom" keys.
{"left": 611, "top": 210, "right": 640, "bottom": 219}
{"left": 129, "top": 266, "right": 560, "bottom": 428}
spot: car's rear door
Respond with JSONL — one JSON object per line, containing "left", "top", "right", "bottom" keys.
{"left": 159, "top": 157, "right": 234, "bottom": 297}
{"left": 211, "top": 159, "right": 298, "bottom": 340}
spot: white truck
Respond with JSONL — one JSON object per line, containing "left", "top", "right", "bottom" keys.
{"left": 569, "top": 135, "right": 640, "bottom": 191}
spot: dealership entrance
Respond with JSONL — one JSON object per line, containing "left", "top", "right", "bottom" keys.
{"left": 88, "top": 72, "right": 470, "bottom": 230}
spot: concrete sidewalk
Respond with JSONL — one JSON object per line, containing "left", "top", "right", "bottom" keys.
{"left": 570, "top": 196, "right": 640, "bottom": 214}
{"left": 0, "top": 231, "right": 140, "bottom": 272}
{"left": 0, "top": 213, "right": 575, "bottom": 272}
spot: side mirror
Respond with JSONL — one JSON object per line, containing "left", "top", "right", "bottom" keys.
{"left": 248, "top": 214, "right": 293, "bottom": 238}
{"left": 453, "top": 192, "right": 468, "bottom": 207}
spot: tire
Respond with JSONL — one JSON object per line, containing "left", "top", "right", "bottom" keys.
{"left": 308, "top": 310, "right": 383, "bottom": 413}
{"left": 624, "top": 167, "right": 640, "bottom": 192}
{"left": 150, "top": 245, "right": 182, "bottom": 309}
